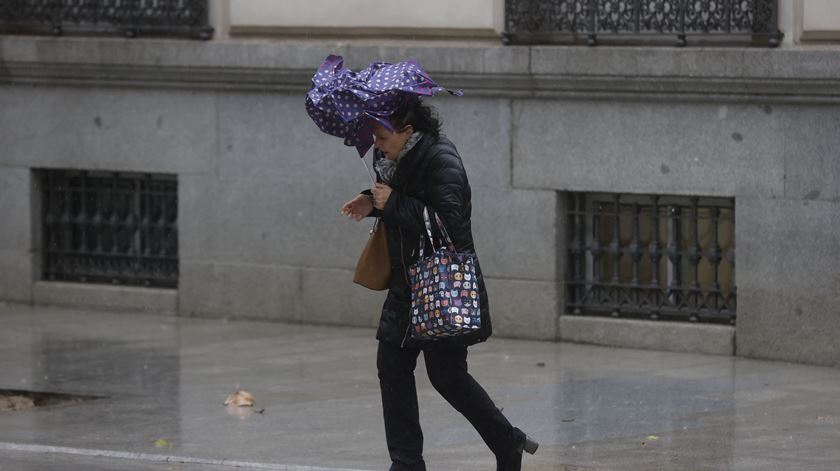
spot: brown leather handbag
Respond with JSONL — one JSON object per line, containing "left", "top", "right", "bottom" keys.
{"left": 353, "top": 218, "right": 391, "bottom": 290}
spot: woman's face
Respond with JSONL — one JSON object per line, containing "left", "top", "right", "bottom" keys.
{"left": 373, "top": 122, "right": 413, "bottom": 161}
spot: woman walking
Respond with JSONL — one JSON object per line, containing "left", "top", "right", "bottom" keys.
{"left": 308, "top": 55, "right": 537, "bottom": 471}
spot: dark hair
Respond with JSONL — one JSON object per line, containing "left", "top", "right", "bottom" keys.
{"left": 390, "top": 96, "right": 442, "bottom": 137}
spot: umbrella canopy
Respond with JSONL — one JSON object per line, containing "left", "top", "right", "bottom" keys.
{"left": 305, "top": 54, "right": 463, "bottom": 156}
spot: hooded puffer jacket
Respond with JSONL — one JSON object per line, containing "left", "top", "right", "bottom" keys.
{"left": 367, "top": 133, "right": 491, "bottom": 349}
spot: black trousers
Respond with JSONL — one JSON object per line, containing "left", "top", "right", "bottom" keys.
{"left": 377, "top": 340, "right": 517, "bottom": 471}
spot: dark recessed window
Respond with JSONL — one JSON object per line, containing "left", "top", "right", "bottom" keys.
{"left": 0, "top": 1, "right": 213, "bottom": 39}
{"left": 566, "top": 193, "right": 735, "bottom": 324}
{"left": 40, "top": 169, "right": 178, "bottom": 288}
{"left": 503, "top": 0, "right": 782, "bottom": 47}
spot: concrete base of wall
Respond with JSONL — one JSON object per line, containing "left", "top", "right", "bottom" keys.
{"left": 559, "top": 315, "right": 735, "bottom": 356}
{"left": 33, "top": 282, "right": 177, "bottom": 315}
{"left": 25, "top": 282, "right": 738, "bottom": 358}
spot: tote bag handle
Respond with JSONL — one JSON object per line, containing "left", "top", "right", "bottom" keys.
{"left": 418, "top": 207, "right": 456, "bottom": 258}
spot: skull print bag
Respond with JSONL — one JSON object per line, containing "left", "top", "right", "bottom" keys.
{"left": 408, "top": 207, "right": 481, "bottom": 341}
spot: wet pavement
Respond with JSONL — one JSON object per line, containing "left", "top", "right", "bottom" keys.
{"left": 1, "top": 302, "right": 839, "bottom": 471}
{"left": 0, "top": 449, "right": 249, "bottom": 471}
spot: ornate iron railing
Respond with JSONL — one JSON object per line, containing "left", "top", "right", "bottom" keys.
{"left": 0, "top": 0, "right": 212, "bottom": 39}
{"left": 505, "top": 0, "right": 781, "bottom": 46}
{"left": 41, "top": 169, "right": 179, "bottom": 288}
{"left": 566, "top": 193, "right": 735, "bottom": 324}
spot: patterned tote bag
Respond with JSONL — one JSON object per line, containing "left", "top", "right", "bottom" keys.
{"left": 408, "top": 207, "right": 481, "bottom": 340}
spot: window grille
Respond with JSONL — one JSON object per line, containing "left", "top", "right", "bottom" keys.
{"left": 41, "top": 169, "right": 178, "bottom": 288}
{"left": 504, "top": 0, "right": 782, "bottom": 47}
{"left": 566, "top": 193, "right": 735, "bottom": 324}
{"left": 0, "top": 0, "right": 212, "bottom": 39}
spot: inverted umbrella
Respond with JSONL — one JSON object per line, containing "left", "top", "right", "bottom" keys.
{"left": 305, "top": 54, "right": 463, "bottom": 159}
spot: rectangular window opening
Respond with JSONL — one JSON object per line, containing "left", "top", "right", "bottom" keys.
{"left": 39, "top": 169, "right": 179, "bottom": 288}
{"left": 566, "top": 192, "right": 735, "bottom": 324}
{"left": 0, "top": 1, "right": 213, "bottom": 40}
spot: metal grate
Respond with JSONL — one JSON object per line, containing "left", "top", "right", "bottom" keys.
{"left": 41, "top": 169, "right": 178, "bottom": 288}
{"left": 0, "top": 0, "right": 213, "bottom": 39}
{"left": 566, "top": 193, "right": 735, "bottom": 324}
{"left": 504, "top": 0, "right": 782, "bottom": 47}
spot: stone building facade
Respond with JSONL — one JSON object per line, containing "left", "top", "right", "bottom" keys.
{"left": 1, "top": 1, "right": 838, "bottom": 367}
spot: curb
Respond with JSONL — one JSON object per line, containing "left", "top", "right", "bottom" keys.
{"left": 0, "top": 442, "right": 374, "bottom": 471}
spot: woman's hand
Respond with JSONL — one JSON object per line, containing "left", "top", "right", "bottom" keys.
{"left": 372, "top": 183, "right": 393, "bottom": 210}
{"left": 340, "top": 194, "right": 374, "bottom": 222}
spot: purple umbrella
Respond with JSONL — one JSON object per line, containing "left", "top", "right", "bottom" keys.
{"left": 305, "top": 54, "right": 463, "bottom": 158}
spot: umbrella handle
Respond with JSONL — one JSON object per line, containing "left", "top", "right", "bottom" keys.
{"left": 360, "top": 154, "right": 376, "bottom": 186}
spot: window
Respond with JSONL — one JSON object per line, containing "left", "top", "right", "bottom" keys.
{"left": 0, "top": 0, "right": 212, "bottom": 39}
{"left": 566, "top": 192, "right": 735, "bottom": 324}
{"left": 503, "top": 0, "right": 782, "bottom": 47}
{"left": 40, "top": 169, "right": 178, "bottom": 288}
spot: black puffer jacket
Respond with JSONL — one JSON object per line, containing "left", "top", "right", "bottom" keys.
{"left": 367, "top": 133, "right": 491, "bottom": 349}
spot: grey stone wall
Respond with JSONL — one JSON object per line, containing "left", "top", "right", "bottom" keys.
{"left": 1, "top": 36, "right": 838, "bottom": 366}
{"left": 0, "top": 84, "right": 560, "bottom": 337}
{"left": 0, "top": 167, "right": 35, "bottom": 303}
{"left": 513, "top": 99, "right": 785, "bottom": 198}
{"left": 513, "top": 98, "right": 840, "bottom": 367}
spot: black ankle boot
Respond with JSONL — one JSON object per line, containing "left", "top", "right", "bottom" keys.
{"left": 496, "top": 427, "right": 538, "bottom": 471}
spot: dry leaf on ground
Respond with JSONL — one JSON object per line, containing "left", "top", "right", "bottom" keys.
{"left": 154, "top": 438, "right": 173, "bottom": 449}
{"left": 223, "top": 390, "right": 255, "bottom": 407}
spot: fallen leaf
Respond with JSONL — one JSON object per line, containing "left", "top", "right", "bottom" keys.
{"left": 154, "top": 439, "right": 173, "bottom": 449}
{"left": 223, "top": 390, "right": 255, "bottom": 407}
{"left": 646, "top": 435, "right": 660, "bottom": 441}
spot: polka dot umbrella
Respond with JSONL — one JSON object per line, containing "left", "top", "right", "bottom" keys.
{"left": 305, "top": 54, "right": 463, "bottom": 158}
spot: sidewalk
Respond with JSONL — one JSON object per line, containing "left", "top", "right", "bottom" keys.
{"left": 0, "top": 302, "right": 839, "bottom": 471}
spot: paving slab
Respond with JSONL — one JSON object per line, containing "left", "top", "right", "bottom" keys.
{"left": 0, "top": 448, "right": 257, "bottom": 471}
{"left": 1, "top": 302, "right": 839, "bottom": 471}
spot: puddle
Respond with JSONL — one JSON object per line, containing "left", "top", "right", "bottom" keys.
{"left": 0, "top": 389, "right": 103, "bottom": 412}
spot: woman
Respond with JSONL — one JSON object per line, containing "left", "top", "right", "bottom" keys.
{"left": 341, "top": 97, "right": 537, "bottom": 471}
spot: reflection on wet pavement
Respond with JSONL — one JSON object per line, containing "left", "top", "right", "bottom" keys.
{"left": 1, "top": 303, "right": 840, "bottom": 471}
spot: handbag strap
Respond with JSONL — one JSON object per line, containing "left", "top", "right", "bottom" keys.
{"left": 433, "top": 212, "right": 456, "bottom": 252}
{"left": 419, "top": 207, "right": 456, "bottom": 258}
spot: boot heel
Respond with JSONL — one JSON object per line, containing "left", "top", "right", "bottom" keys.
{"left": 522, "top": 436, "right": 539, "bottom": 455}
